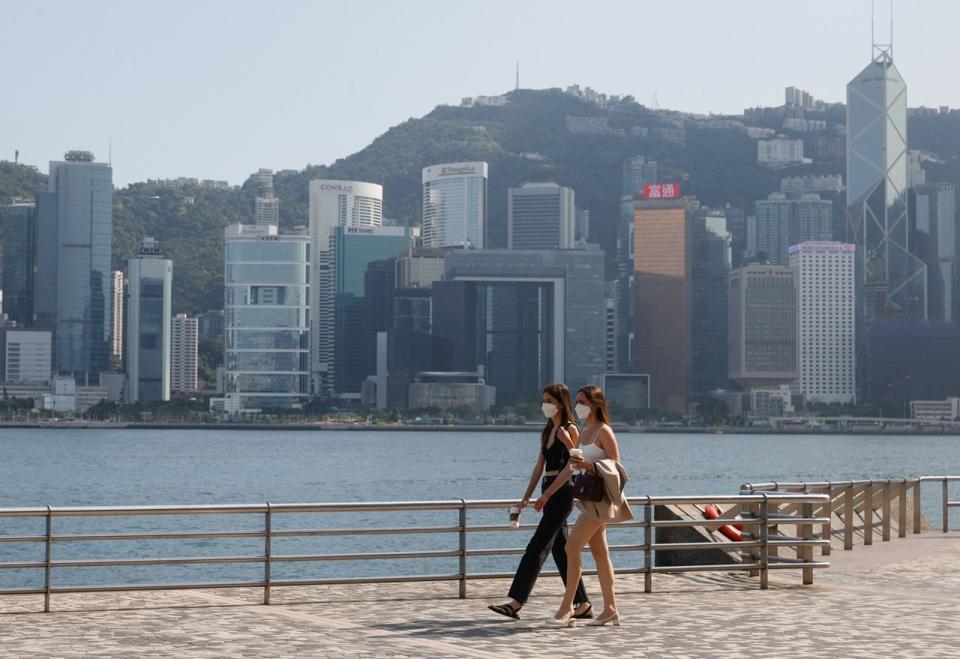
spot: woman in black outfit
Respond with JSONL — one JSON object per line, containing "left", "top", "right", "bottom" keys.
{"left": 488, "top": 383, "right": 592, "bottom": 620}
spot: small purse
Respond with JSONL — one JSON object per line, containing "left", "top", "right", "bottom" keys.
{"left": 572, "top": 470, "right": 605, "bottom": 502}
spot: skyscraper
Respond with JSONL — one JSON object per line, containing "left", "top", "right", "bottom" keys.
{"left": 331, "top": 225, "right": 415, "bottom": 397}
{"left": 692, "top": 209, "right": 731, "bottom": 396}
{"left": 171, "top": 313, "right": 199, "bottom": 393}
{"left": 125, "top": 238, "right": 173, "bottom": 402}
{"left": 0, "top": 202, "right": 36, "bottom": 327}
{"left": 34, "top": 151, "right": 113, "bottom": 384}
{"left": 910, "top": 183, "right": 960, "bottom": 324}
{"left": 110, "top": 270, "right": 124, "bottom": 371}
{"left": 421, "top": 162, "right": 487, "bottom": 249}
{"left": 308, "top": 179, "right": 383, "bottom": 396}
{"left": 728, "top": 265, "right": 798, "bottom": 389}
{"left": 633, "top": 199, "right": 693, "bottom": 413}
{"left": 790, "top": 242, "right": 856, "bottom": 404}
{"left": 622, "top": 155, "right": 658, "bottom": 197}
{"left": 847, "top": 46, "right": 925, "bottom": 321}
{"left": 754, "top": 193, "right": 833, "bottom": 265}
{"left": 507, "top": 182, "right": 575, "bottom": 249}
{"left": 224, "top": 224, "right": 310, "bottom": 410}
{"left": 252, "top": 169, "right": 280, "bottom": 227}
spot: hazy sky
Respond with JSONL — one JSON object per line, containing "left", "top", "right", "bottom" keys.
{"left": 3, "top": 0, "right": 957, "bottom": 185}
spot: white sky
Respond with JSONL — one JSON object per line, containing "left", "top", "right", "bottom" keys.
{"left": 2, "top": 0, "right": 954, "bottom": 185}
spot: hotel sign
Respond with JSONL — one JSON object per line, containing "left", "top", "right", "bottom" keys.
{"left": 642, "top": 183, "right": 680, "bottom": 199}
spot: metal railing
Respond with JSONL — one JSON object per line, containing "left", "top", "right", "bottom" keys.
{"left": 741, "top": 476, "right": 959, "bottom": 550}
{"left": 0, "top": 493, "right": 829, "bottom": 612}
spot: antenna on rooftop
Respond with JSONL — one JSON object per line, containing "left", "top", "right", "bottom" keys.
{"left": 871, "top": 0, "right": 894, "bottom": 64}
{"left": 515, "top": 61, "right": 519, "bottom": 90}
{"left": 108, "top": 137, "right": 112, "bottom": 166}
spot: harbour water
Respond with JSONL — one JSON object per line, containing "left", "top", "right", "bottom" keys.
{"left": 1, "top": 428, "right": 957, "bottom": 590}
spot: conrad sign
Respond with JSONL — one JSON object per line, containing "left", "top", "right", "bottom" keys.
{"left": 318, "top": 182, "right": 355, "bottom": 193}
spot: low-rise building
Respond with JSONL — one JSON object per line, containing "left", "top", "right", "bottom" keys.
{"left": 910, "top": 398, "right": 960, "bottom": 422}
{"left": 407, "top": 371, "right": 495, "bottom": 412}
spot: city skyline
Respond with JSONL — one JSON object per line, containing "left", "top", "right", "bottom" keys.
{"left": 3, "top": 1, "right": 960, "bottom": 186}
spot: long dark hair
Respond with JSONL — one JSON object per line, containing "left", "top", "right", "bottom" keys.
{"left": 578, "top": 385, "right": 611, "bottom": 425}
{"left": 541, "top": 383, "right": 575, "bottom": 447}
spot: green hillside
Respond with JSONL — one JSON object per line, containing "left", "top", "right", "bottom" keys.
{"left": 3, "top": 87, "right": 960, "bottom": 315}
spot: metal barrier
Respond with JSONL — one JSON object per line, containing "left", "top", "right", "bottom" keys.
{"left": 741, "top": 476, "right": 959, "bottom": 550}
{"left": 0, "top": 493, "right": 829, "bottom": 612}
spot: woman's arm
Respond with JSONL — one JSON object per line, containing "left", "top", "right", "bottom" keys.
{"left": 520, "top": 453, "right": 546, "bottom": 509}
{"left": 557, "top": 423, "right": 579, "bottom": 449}
{"left": 534, "top": 464, "right": 574, "bottom": 511}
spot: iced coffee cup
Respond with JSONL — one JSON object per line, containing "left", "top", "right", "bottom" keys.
{"left": 569, "top": 447, "right": 583, "bottom": 469}
{"left": 508, "top": 506, "right": 521, "bottom": 528}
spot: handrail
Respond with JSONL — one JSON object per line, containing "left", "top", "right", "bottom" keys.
{"left": 741, "top": 476, "right": 958, "bottom": 538}
{"left": 0, "top": 493, "right": 829, "bottom": 612}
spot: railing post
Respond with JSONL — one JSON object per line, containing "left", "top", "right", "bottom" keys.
{"left": 913, "top": 480, "right": 922, "bottom": 534}
{"left": 800, "top": 501, "right": 814, "bottom": 585}
{"left": 943, "top": 478, "right": 950, "bottom": 533}
{"left": 844, "top": 482, "right": 854, "bottom": 550}
{"left": 458, "top": 499, "right": 467, "bottom": 599}
{"left": 821, "top": 483, "right": 832, "bottom": 556}
{"left": 898, "top": 480, "right": 907, "bottom": 538}
{"left": 263, "top": 502, "right": 272, "bottom": 605}
{"left": 44, "top": 505, "right": 52, "bottom": 613}
{"left": 881, "top": 480, "right": 892, "bottom": 542}
{"left": 759, "top": 496, "right": 769, "bottom": 590}
{"left": 864, "top": 481, "right": 874, "bottom": 546}
{"left": 643, "top": 500, "right": 653, "bottom": 594}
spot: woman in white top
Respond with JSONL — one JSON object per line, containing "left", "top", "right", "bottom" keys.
{"left": 536, "top": 384, "right": 623, "bottom": 627}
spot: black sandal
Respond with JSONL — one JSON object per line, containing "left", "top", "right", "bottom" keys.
{"left": 488, "top": 603, "right": 521, "bottom": 619}
{"left": 572, "top": 603, "right": 594, "bottom": 619}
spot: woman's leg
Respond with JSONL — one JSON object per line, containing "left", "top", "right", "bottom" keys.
{"left": 549, "top": 496, "right": 589, "bottom": 608}
{"left": 506, "top": 492, "right": 566, "bottom": 606}
{"left": 554, "top": 514, "right": 602, "bottom": 618}
{"left": 588, "top": 524, "right": 618, "bottom": 615}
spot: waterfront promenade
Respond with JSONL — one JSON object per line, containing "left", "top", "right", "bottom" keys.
{"left": 1, "top": 530, "right": 957, "bottom": 657}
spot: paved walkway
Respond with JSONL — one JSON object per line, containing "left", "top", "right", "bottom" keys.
{"left": 1, "top": 532, "right": 958, "bottom": 657}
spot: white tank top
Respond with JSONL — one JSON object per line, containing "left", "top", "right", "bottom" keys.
{"left": 580, "top": 436, "right": 607, "bottom": 463}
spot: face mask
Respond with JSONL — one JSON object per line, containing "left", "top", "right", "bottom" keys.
{"left": 575, "top": 403, "right": 591, "bottom": 420}
{"left": 541, "top": 402, "right": 558, "bottom": 418}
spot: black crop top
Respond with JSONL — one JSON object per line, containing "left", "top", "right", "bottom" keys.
{"left": 541, "top": 423, "right": 575, "bottom": 472}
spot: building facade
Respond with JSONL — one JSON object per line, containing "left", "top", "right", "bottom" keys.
{"left": 171, "top": 313, "right": 199, "bottom": 393}
{"left": 621, "top": 155, "right": 658, "bottom": 197}
{"left": 692, "top": 209, "right": 731, "bottom": 396}
{"left": 507, "top": 182, "right": 575, "bottom": 250}
{"left": 110, "top": 270, "right": 124, "bottom": 370}
{"left": 632, "top": 199, "right": 693, "bottom": 413}
{"left": 331, "top": 226, "right": 415, "bottom": 398}
{"left": 728, "top": 265, "right": 798, "bottom": 389}
{"left": 434, "top": 248, "right": 606, "bottom": 403}
{"left": 198, "top": 310, "right": 225, "bottom": 342}
{"left": 790, "top": 242, "right": 856, "bottom": 404}
{"left": 0, "top": 202, "right": 36, "bottom": 327}
{"left": 757, "top": 138, "right": 805, "bottom": 166}
{"left": 125, "top": 239, "right": 173, "bottom": 402}
{"left": 754, "top": 193, "right": 832, "bottom": 265}
{"left": 34, "top": 151, "right": 113, "bottom": 383}
{"left": 308, "top": 179, "right": 383, "bottom": 396}
{"left": 421, "top": 162, "right": 487, "bottom": 249}
{"left": 847, "top": 48, "right": 925, "bottom": 322}
{"left": 0, "top": 329, "right": 52, "bottom": 383}
{"left": 910, "top": 183, "right": 960, "bottom": 324}
{"left": 224, "top": 224, "right": 310, "bottom": 410}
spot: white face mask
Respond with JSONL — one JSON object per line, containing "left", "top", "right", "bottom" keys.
{"left": 541, "top": 402, "right": 558, "bottom": 418}
{"left": 575, "top": 403, "right": 591, "bottom": 420}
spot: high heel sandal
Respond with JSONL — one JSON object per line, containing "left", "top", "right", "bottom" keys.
{"left": 586, "top": 611, "right": 621, "bottom": 626}
{"left": 543, "top": 613, "right": 576, "bottom": 628}
{"left": 572, "top": 603, "right": 594, "bottom": 619}
{"left": 488, "top": 603, "right": 521, "bottom": 620}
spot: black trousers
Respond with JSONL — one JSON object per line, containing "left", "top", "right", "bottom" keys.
{"left": 508, "top": 476, "right": 589, "bottom": 605}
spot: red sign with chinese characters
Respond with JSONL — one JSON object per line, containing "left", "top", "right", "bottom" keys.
{"left": 642, "top": 183, "right": 680, "bottom": 199}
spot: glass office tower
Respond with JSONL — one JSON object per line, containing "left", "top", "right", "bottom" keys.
{"left": 0, "top": 202, "right": 36, "bottom": 327}
{"left": 224, "top": 224, "right": 310, "bottom": 409}
{"left": 847, "top": 49, "right": 925, "bottom": 321}
{"left": 126, "top": 239, "right": 173, "bottom": 402}
{"left": 34, "top": 151, "right": 113, "bottom": 383}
